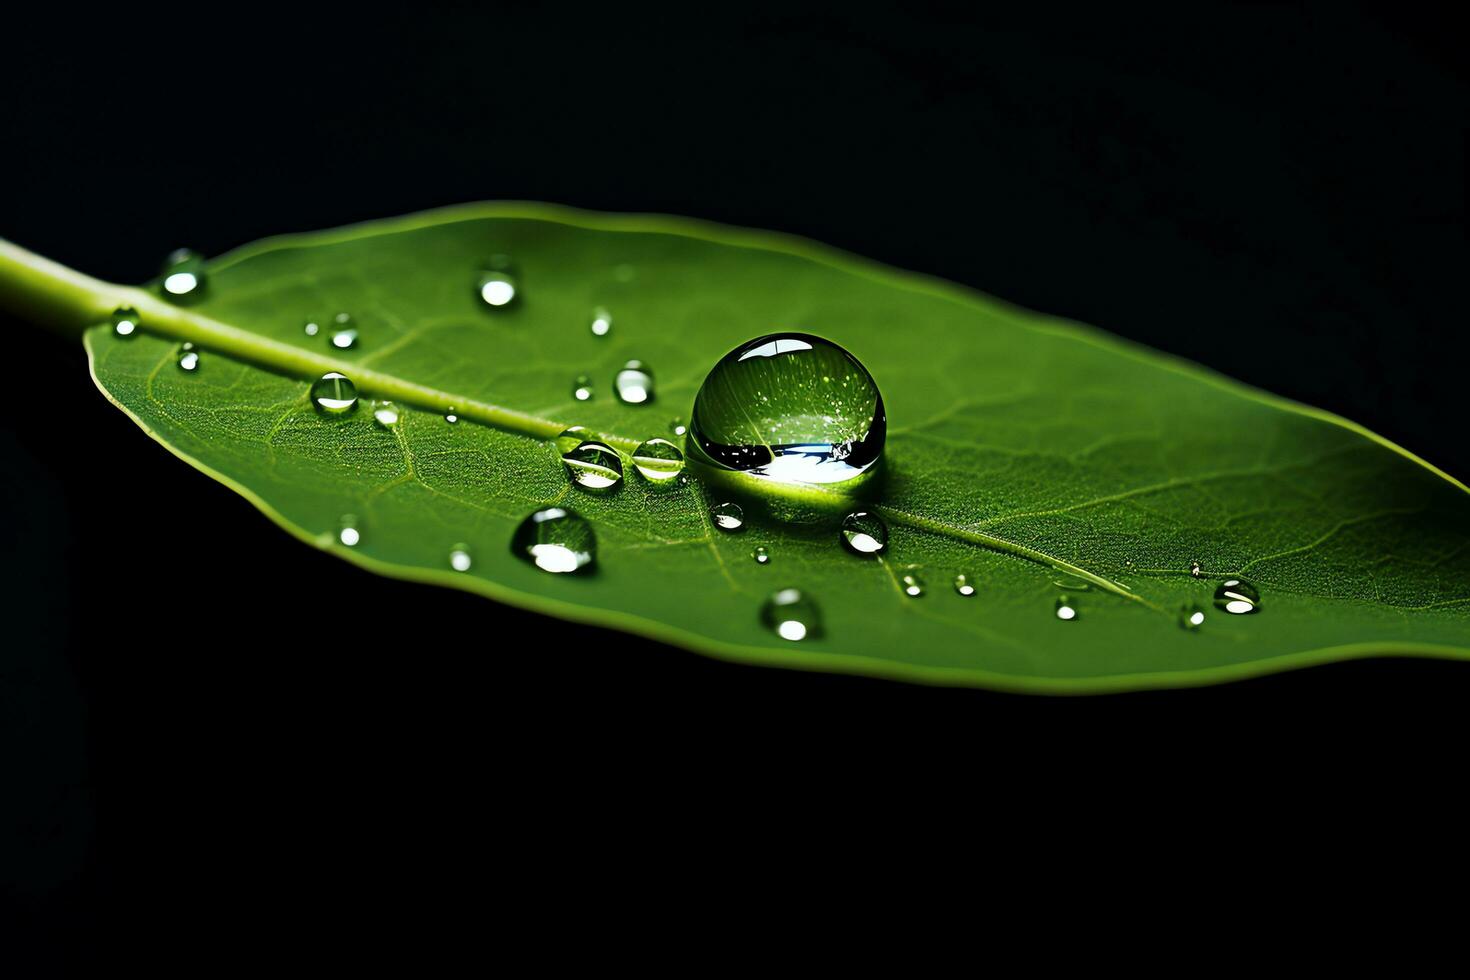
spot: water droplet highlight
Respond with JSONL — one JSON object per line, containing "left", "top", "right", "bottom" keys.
{"left": 449, "top": 546, "right": 472, "bottom": 572}
{"left": 752, "top": 546, "right": 770, "bottom": 564}
{"left": 900, "top": 570, "right": 925, "bottom": 597}
{"left": 177, "top": 345, "right": 199, "bottom": 371}
{"left": 1179, "top": 603, "right": 1206, "bottom": 630}
{"left": 953, "top": 573, "right": 976, "bottom": 596}
{"left": 688, "top": 332, "right": 885, "bottom": 487}
{"left": 573, "top": 375, "right": 594, "bottom": 401}
{"left": 373, "top": 402, "right": 400, "bottom": 428}
{"left": 762, "top": 587, "right": 821, "bottom": 641}
{"left": 1214, "top": 578, "right": 1261, "bottom": 615}
{"left": 160, "top": 248, "right": 205, "bottom": 298}
{"left": 330, "top": 314, "right": 358, "bottom": 350}
{"left": 632, "top": 438, "right": 685, "bottom": 484}
{"left": 590, "top": 308, "right": 612, "bottom": 337}
{"left": 840, "top": 511, "right": 888, "bottom": 555}
{"left": 615, "top": 360, "right": 655, "bottom": 405}
{"left": 338, "top": 516, "right": 361, "bottom": 547}
{"left": 711, "top": 501, "right": 744, "bottom": 531}
{"left": 512, "top": 507, "right": 595, "bottom": 574}
{"left": 562, "top": 440, "right": 624, "bottom": 491}
{"left": 1055, "top": 596, "right": 1079, "bottom": 621}
{"left": 669, "top": 419, "right": 688, "bottom": 437}
{"left": 112, "top": 306, "right": 140, "bottom": 337}
{"left": 303, "top": 321, "right": 320, "bottom": 337}
{"left": 310, "top": 372, "right": 358, "bottom": 414}
{"left": 478, "top": 257, "right": 518, "bottom": 308}
{"left": 444, "top": 410, "right": 459, "bottom": 424}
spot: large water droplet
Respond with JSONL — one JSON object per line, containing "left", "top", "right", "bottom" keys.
{"left": 1179, "top": 603, "right": 1206, "bottom": 630}
{"left": 373, "top": 402, "right": 400, "bottom": 428}
{"left": 590, "top": 307, "right": 612, "bottom": 337}
{"left": 562, "top": 440, "right": 624, "bottom": 491}
{"left": 338, "top": 515, "right": 361, "bottom": 547}
{"left": 478, "top": 257, "right": 518, "bottom": 308}
{"left": 160, "top": 248, "right": 205, "bottom": 298}
{"left": 1214, "top": 578, "right": 1261, "bottom": 615}
{"left": 449, "top": 545, "right": 472, "bottom": 572}
{"left": 840, "top": 511, "right": 888, "bottom": 555}
{"left": 112, "top": 306, "right": 140, "bottom": 337}
{"left": 688, "top": 332, "right": 885, "bottom": 487}
{"left": 310, "top": 372, "right": 359, "bottom": 414}
{"left": 1055, "top": 595, "right": 1079, "bottom": 621}
{"left": 953, "top": 573, "right": 976, "bottom": 597}
{"left": 615, "top": 360, "right": 655, "bottom": 405}
{"left": 512, "top": 507, "right": 595, "bottom": 574}
{"left": 711, "top": 501, "right": 744, "bottom": 531}
{"left": 900, "top": 569, "right": 925, "bottom": 597}
{"left": 762, "top": 587, "right": 821, "bottom": 641}
{"left": 177, "top": 344, "right": 199, "bottom": 371}
{"left": 752, "top": 546, "right": 770, "bottom": 564}
{"left": 632, "top": 438, "right": 685, "bottom": 484}
{"left": 573, "top": 375, "right": 594, "bottom": 401}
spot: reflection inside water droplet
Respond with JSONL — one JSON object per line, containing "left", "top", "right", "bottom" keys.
{"left": 310, "top": 372, "right": 358, "bottom": 414}
{"left": 1214, "top": 578, "right": 1261, "bottom": 615}
{"left": 711, "top": 501, "right": 744, "bottom": 531}
{"left": 512, "top": 507, "right": 595, "bottom": 574}
{"left": 762, "top": 587, "right": 820, "bottom": 641}
{"left": 840, "top": 511, "right": 888, "bottom": 555}
{"left": 562, "top": 440, "right": 624, "bottom": 491}
{"left": 112, "top": 306, "right": 140, "bottom": 337}
{"left": 632, "top": 438, "right": 685, "bottom": 484}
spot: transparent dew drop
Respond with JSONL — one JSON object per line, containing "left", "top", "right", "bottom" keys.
{"left": 562, "top": 440, "right": 624, "bottom": 491}
{"left": 590, "top": 307, "right": 612, "bottom": 337}
{"left": 1055, "top": 595, "right": 1079, "bottom": 621}
{"left": 445, "top": 410, "right": 459, "bottom": 424}
{"left": 338, "top": 515, "right": 361, "bottom": 547}
{"left": 449, "top": 545, "right": 473, "bottom": 572}
{"left": 761, "top": 587, "right": 821, "bottom": 641}
{"left": 330, "top": 314, "right": 358, "bottom": 349}
{"left": 160, "top": 248, "right": 205, "bottom": 298}
{"left": 112, "top": 306, "right": 140, "bottom": 337}
{"left": 1179, "top": 603, "right": 1206, "bottom": 631}
{"left": 840, "top": 511, "right": 888, "bottom": 555}
{"left": 303, "top": 321, "right": 320, "bottom": 337}
{"left": 310, "top": 372, "right": 359, "bottom": 414}
{"left": 900, "top": 570, "right": 925, "bottom": 597}
{"left": 669, "top": 419, "right": 688, "bottom": 437}
{"left": 176, "top": 345, "right": 199, "bottom": 371}
{"left": 631, "top": 438, "right": 685, "bottom": 484}
{"left": 1189, "top": 561, "right": 1203, "bottom": 578}
{"left": 512, "top": 507, "right": 595, "bottom": 574}
{"left": 753, "top": 546, "right": 770, "bottom": 564}
{"left": 688, "top": 332, "right": 885, "bottom": 487}
{"left": 373, "top": 402, "right": 400, "bottom": 428}
{"left": 953, "top": 573, "right": 976, "bottom": 597}
{"left": 615, "top": 360, "right": 655, "bottom": 405}
{"left": 555, "top": 426, "right": 593, "bottom": 455}
{"left": 1214, "top": 578, "right": 1261, "bottom": 615}
{"left": 477, "top": 256, "right": 518, "bottom": 308}
{"left": 573, "top": 375, "right": 594, "bottom": 402}
{"left": 711, "top": 501, "right": 744, "bottom": 532}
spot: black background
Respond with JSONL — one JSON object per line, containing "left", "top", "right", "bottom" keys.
{"left": 3, "top": 2, "right": 1466, "bottom": 964}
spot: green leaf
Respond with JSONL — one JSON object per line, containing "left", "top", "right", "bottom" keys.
{"left": 29, "top": 204, "right": 1470, "bottom": 691}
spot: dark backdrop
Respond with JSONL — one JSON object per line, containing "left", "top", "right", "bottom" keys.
{"left": 3, "top": 2, "right": 1466, "bottom": 965}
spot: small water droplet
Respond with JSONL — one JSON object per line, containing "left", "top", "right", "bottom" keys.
{"left": 840, "top": 511, "right": 888, "bottom": 555}
{"left": 478, "top": 258, "right": 518, "bottom": 308}
{"left": 112, "top": 306, "right": 140, "bottom": 337}
{"left": 177, "top": 346, "right": 200, "bottom": 371}
{"left": 562, "top": 440, "right": 624, "bottom": 491}
{"left": 555, "top": 426, "right": 593, "bottom": 455}
{"left": 590, "top": 307, "right": 612, "bottom": 337}
{"left": 900, "top": 570, "right": 925, "bottom": 597}
{"left": 303, "top": 321, "right": 320, "bottom": 337}
{"left": 688, "top": 333, "right": 885, "bottom": 488}
{"left": 614, "top": 360, "right": 655, "bottom": 405}
{"left": 953, "top": 573, "right": 976, "bottom": 596}
{"left": 1214, "top": 578, "right": 1261, "bottom": 615}
{"left": 330, "top": 314, "right": 358, "bottom": 349}
{"left": 762, "top": 587, "right": 821, "bottom": 641}
{"left": 1189, "top": 561, "right": 1203, "bottom": 578}
{"left": 711, "top": 501, "right": 744, "bottom": 531}
{"left": 373, "top": 402, "right": 400, "bottom": 428}
{"left": 572, "top": 375, "right": 594, "bottom": 401}
{"left": 445, "top": 410, "right": 459, "bottom": 424}
{"left": 160, "top": 248, "right": 205, "bottom": 298}
{"left": 512, "top": 507, "right": 595, "bottom": 574}
{"left": 310, "top": 372, "right": 358, "bottom": 414}
{"left": 1055, "top": 595, "right": 1079, "bottom": 621}
{"left": 449, "top": 545, "right": 472, "bottom": 572}
{"left": 752, "top": 546, "right": 770, "bottom": 564}
{"left": 338, "top": 516, "right": 361, "bottom": 547}
{"left": 669, "top": 419, "right": 688, "bottom": 437}
{"left": 631, "top": 438, "right": 685, "bottom": 484}
{"left": 1178, "top": 603, "right": 1206, "bottom": 630}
